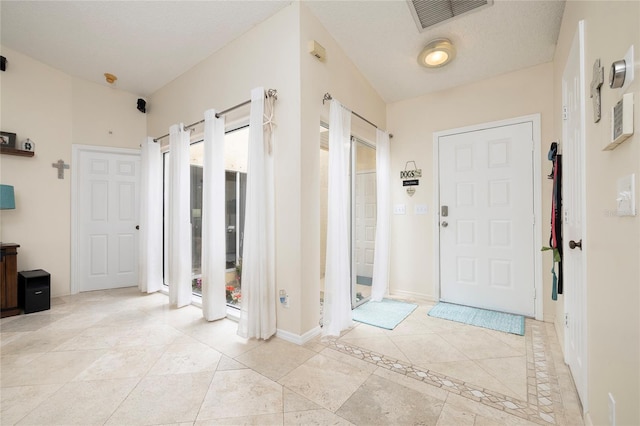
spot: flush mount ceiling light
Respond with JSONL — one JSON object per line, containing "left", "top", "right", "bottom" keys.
{"left": 104, "top": 73, "right": 118, "bottom": 84}
{"left": 418, "top": 38, "right": 456, "bottom": 68}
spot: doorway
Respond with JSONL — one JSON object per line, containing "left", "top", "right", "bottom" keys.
{"left": 352, "top": 140, "right": 376, "bottom": 306}
{"left": 161, "top": 126, "right": 249, "bottom": 306}
{"left": 435, "top": 116, "right": 543, "bottom": 318}
{"left": 71, "top": 145, "right": 141, "bottom": 293}
{"left": 319, "top": 124, "right": 377, "bottom": 309}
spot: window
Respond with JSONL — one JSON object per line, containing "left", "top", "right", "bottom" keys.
{"left": 163, "top": 126, "right": 248, "bottom": 306}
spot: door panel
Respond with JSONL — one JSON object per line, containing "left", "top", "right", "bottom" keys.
{"left": 439, "top": 122, "right": 535, "bottom": 316}
{"left": 89, "top": 235, "right": 108, "bottom": 276}
{"left": 78, "top": 149, "right": 140, "bottom": 291}
{"left": 355, "top": 172, "right": 376, "bottom": 278}
{"left": 353, "top": 141, "right": 376, "bottom": 306}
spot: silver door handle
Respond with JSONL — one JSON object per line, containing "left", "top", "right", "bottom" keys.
{"left": 441, "top": 221, "right": 448, "bottom": 227}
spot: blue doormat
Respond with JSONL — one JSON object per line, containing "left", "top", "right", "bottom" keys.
{"left": 353, "top": 298, "right": 418, "bottom": 330}
{"left": 428, "top": 302, "right": 525, "bottom": 336}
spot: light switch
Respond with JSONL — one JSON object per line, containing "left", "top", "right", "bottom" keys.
{"left": 415, "top": 204, "right": 428, "bottom": 215}
{"left": 616, "top": 174, "right": 635, "bottom": 216}
{"left": 393, "top": 204, "right": 406, "bottom": 215}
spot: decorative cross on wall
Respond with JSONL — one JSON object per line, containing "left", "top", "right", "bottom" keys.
{"left": 52, "top": 159, "right": 70, "bottom": 179}
{"left": 590, "top": 58, "right": 604, "bottom": 123}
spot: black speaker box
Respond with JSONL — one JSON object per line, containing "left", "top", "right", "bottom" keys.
{"left": 137, "top": 98, "right": 146, "bottom": 113}
{"left": 18, "top": 269, "right": 51, "bottom": 314}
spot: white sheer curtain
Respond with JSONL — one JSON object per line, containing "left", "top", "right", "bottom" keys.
{"left": 371, "top": 129, "right": 391, "bottom": 301}
{"left": 168, "top": 124, "right": 192, "bottom": 308}
{"left": 138, "top": 137, "right": 163, "bottom": 293}
{"left": 201, "top": 110, "right": 227, "bottom": 321}
{"left": 238, "top": 87, "right": 276, "bottom": 339}
{"left": 322, "top": 99, "right": 353, "bottom": 337}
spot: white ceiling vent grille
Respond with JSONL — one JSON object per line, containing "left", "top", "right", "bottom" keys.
{"left": 408, "top": 0, "right": 493, "bottom": 32}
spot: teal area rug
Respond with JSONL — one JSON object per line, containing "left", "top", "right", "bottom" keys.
{"left": 428, "top": 302, "right": 525, "bottom": 336}
{"left": 353, "top": 298, "right": 418, "bottom": 330}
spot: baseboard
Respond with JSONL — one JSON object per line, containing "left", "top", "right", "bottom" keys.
{"left": 390, "top": 289, "right": 436, "bottom": 303}
{"left": 276, "top": 325, "right": 321, "bottom": 346}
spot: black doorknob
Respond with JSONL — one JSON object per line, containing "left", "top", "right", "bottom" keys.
{"left": 569, "top": 239, "right": 582, "bottom": 250}
{"left": 135, "top": 225, "right": 140, "bottom": 230}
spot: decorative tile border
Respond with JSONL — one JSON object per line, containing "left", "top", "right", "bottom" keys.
{"left": 323, "top": 319, "right": 561, "bottom": 425}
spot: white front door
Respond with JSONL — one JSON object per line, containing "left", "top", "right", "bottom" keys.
{"left": 76, "top": 147, "right": 141, "bottom": 292}
{"left": 438, "top": 121, "right": 535, "bottom": 316}
{"left": 562, "top": 20, "right": 588, "bottom": 410}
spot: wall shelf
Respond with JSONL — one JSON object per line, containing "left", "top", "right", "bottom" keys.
{"left": 0, "top": 147, "right": 34, "bottom": 157}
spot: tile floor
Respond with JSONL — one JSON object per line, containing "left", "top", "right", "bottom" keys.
{"left": 1, "top": 288, "right": 584, "bottom": 425}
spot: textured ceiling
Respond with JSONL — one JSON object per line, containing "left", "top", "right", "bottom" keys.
{"left": 307, "top": 0, "right": 565, "bottom": 102}
{"left": 0, "top": 1, "right": 290, "bottom": 97}
{"left": 0, "top": 1, "right": 565, "bottom": 103}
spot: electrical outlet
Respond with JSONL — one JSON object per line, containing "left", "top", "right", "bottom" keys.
{"left": 279, "top": 289, "right": 289, "bottom": 308}
{"left": 608, "top": 392, "right": 616, "bottom": 426}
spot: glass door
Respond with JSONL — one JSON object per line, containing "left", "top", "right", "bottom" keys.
{"left": 162, "top": 126, "right": 249, "bottom": 307}
{"left": 319, "top": 126, "right": 329, "bottom": 313}
{"left": 351, "top": 139, "right": 377, "bottom": 307}
{"left": 319, "top": 123, "right": 377, "bottom": 310}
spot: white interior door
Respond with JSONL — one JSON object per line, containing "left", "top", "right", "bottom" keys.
{"left": 76, "top": 147, "right": 140, "bottom": 292}
{"left": 562, "top": 20, "right": 588, "bottom": 410}
{"left": 439, "top": 122, "right": 535, "bottom": 316}
{"left": 355, "top": 171, "right": 376, "bottom": 280}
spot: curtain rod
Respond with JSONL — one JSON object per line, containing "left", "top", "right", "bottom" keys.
{"left": 153, "top": 89, "right": 278, "bottom": 142}
{"left": 323, "top": 93, "right": 393, "bottom": 138}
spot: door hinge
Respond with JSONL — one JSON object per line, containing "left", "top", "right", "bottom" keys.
{"left": 565, "top": 313, "right": 569, "bottom": 328}
{"left": 562, "top": 106, "right": 568, "bottom": 120}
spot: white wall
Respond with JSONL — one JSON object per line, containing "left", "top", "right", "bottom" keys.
{"left": 552, "top": 2, "right": 640, "bottom": 425}
{"left": 387, "top": 63, "right": 555, "bottom": 320}
{"left": 0, "top": 47, "right": 146, "bottom": 297}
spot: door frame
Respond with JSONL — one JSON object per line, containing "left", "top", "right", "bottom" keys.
{"left": 70, "top": 144, "right": 141, "bottom": 294}
{"left": 432, "top": 114, "right": 544, "bottom": 320}
{"left": 562, "top": 19, "right": 588, "bottom": 412}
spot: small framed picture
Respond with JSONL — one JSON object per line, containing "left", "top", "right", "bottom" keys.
{"left": 0, "top": 131, "right": 17, "bottom": 148}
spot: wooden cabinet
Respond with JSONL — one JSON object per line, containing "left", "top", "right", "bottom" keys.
{"left": 1, "top": 243, "right": 21, "bottom": 318}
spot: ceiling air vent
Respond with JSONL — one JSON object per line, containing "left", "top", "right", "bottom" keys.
{"left": 408, "top": 0, "right": 493, "bottom": 32}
